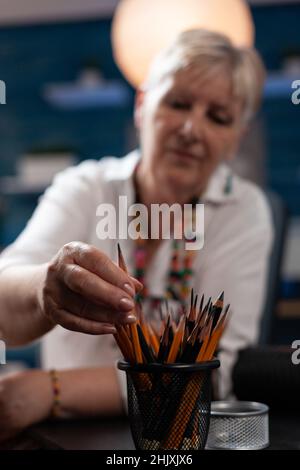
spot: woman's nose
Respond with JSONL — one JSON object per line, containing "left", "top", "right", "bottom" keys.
{"left": 180, "top": 112, "right": 205, "bottom": 142}
{"left": 181, "top": 119, "right": 194, "bottom": 137}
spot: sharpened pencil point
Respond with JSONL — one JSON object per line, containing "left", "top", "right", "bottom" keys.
{"left": 117, "top": 243, "right": 128, "bottom": 273}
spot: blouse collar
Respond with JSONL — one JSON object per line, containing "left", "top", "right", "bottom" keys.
{"left": 106, "top": 149, "right": 238, "bottom": 205}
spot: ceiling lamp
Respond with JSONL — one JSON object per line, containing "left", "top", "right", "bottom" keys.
{"left": 112, "top": 0, "right": 255, "bottom": 88}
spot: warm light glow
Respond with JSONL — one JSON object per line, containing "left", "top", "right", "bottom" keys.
{"left": 112, "top": 0, "right": 255, "bottom": 88}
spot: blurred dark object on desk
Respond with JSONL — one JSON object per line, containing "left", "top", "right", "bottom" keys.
{"left": 0, "top": 434, "right": 40, "bottom": 450}
{"left": 233, "top": 346, "right": 300, "bottom": 411}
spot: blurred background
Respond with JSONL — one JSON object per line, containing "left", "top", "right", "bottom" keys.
{"left": 0, "top": 0, "right": 299, "bottom": 370}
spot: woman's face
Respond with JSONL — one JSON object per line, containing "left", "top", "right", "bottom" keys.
{"left": 135, "top": 65, "right": 246, "bottom": 199}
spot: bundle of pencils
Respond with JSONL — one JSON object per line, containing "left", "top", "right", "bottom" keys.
{"left": 115, "top": 244, "right": 230, "bottom": 366}
{"left": 115, "top": 244, "right": 230, "bottom": 450}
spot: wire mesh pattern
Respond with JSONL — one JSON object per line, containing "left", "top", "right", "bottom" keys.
{"left": 120, "top": 361, "right": 219, "bottom": 450}
{"left": 206, "top": 404, "right": 269, "bottom": 450}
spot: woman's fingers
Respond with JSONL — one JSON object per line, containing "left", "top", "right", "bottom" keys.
{"left": 61, "top": 242, "right": 142, "bottom": 293}
{"left": 130, "top": 276, "right": 143, "bottom": 292}
{"left": 51, "top": 307, "right": 118, "bottom": 335}
{"left": 55, "top": 263, "right": 136, "bottom": 312}
{"left": 56, "top": 283, "right": 136, "bottom": 324}
{"left": 43, "top": 242, "right": 143, "bottom": 334}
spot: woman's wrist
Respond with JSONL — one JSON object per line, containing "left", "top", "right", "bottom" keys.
{"left": 22, "top": 369, "right": 55, "bottom": 424}
{"left": 33, "top": 263, "right": 56, "bottom": 331}
{"left": 53, "top": 367, "right": 124, "bottom": 417}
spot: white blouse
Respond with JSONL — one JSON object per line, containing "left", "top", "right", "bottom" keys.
{"left": 0, "top": 150, "right": 273, "bottom": 399}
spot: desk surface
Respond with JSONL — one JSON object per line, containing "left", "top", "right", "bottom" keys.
{"left": 27, "top": 412, "right": 300, "bottom": 451}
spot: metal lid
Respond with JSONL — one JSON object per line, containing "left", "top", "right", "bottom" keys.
{"left": 211, "top": 400, "right": 269, "bottom": 417}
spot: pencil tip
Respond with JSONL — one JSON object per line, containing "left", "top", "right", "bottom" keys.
{"left": 117, "top": 243, "right": 122, "bottom": 261}
{"left": 117, "top": 243, "right": 128, "bottom": 272}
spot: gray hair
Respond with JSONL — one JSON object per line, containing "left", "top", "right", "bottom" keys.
{"left": 143, "top": 29, "right": 266, "bottom": 123}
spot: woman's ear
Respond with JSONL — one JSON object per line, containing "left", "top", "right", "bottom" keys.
{"left": 134, "top": 89, "right": 145, "bottom": 129}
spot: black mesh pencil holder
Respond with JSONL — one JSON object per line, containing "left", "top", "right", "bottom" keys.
{"left": 118, "top": 359, "right": 220, "bottom": 450}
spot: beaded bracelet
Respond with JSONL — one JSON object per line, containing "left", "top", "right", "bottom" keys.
{"left": 49, "top": 369, "right": 61, "bottom": 418}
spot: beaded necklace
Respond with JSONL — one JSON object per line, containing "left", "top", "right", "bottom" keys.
{"left": 133, "top": 200, "right": 198, "bottom": 307}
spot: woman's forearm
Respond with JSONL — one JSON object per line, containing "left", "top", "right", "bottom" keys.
{"left": 0, "top": 264, "right": 54, "bottom": 346}
{"left": 0, "top": 366, "right": 123, "bottom": 441}
{"left": 57, "top": 367, "right": 124, "bottom": 417}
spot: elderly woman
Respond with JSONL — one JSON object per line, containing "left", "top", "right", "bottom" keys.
{"left": 0, "top": 29, "right": 272, "bottom": 441}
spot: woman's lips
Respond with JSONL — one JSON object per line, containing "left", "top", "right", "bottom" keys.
{"left": 169, "top": 149, "right": 204, "bottom": 162}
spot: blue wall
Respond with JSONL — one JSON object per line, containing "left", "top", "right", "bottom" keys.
{"left": 253, "top": 4, "right": 300, "bottom": 216}
{"left": 0, "top": 18, "right": 134, "bottom": 177}
{"left": 253, "top": 3, "right": 300, "bottom": 70}
{"left": 0, "top": 18, "right": 135, "bottom": 246}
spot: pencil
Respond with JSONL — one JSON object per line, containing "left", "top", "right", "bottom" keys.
{"left": 211, "top": 291, "right": 224, "bottom": 331}
{"left": 137, "top": 324, "right": 156, "bottom": 363}
{"left": 166, "top": 315, "right": 185, "bottom": 363}
{"left": 117, "top": 243, "right": 143, "bottom": 364}
{"left": 148, "top": 324, "right": 160, "bottom": 355}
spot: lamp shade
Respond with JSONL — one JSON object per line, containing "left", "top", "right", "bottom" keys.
{"left": 112, "top": 0, "right": 255, "bottom": 88}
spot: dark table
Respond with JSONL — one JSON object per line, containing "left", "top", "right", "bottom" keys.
{"left": 24, "top": 412, "right": 300, "bottom": 450}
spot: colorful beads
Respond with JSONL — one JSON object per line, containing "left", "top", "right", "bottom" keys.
{"left": 133, "top": 207, "right": 197, "bottom": 306}
{"left": 49, "top": 369, "right": 61, "bottom": 418}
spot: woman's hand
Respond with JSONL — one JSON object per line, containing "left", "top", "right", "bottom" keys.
{"left": 0, "top": 370, "right": 53, "bottom": 442}
{"left": 37, "top": 242, "right": 142, "bottom": 335}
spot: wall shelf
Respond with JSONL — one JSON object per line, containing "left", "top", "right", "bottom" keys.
{"left": 0, "top": 176, "right": 46, "bottom": 196}
{"left": 264, "top": 73, "right": 300, "bottom": 98}
{"left": 43, "top": 69, "right": 131, "bottom": 110}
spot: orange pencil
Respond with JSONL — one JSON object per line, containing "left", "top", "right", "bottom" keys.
{"left": 203, "top": 307, "right": 229, "bottom": 360}
{"left": 115, "top": 325, "right": 135, "bottom": 363}
{"left": 148, "top": 324, "right": 159, "bottom": 355}
{"left": 166, "top": 315, "right": 185, "bottom": 363}
{"left": 117, "top": 244, "right": 143, "bottom": 364}
{"left": 196, "top": 316, "right": 213, "bottom": 362}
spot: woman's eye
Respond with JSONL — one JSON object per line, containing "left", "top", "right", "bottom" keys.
{"left": 169, "top": 100, "right": 191, "bottom": 110}
{"left": 209, "top": 111, "right": 233, "bottom": 126}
